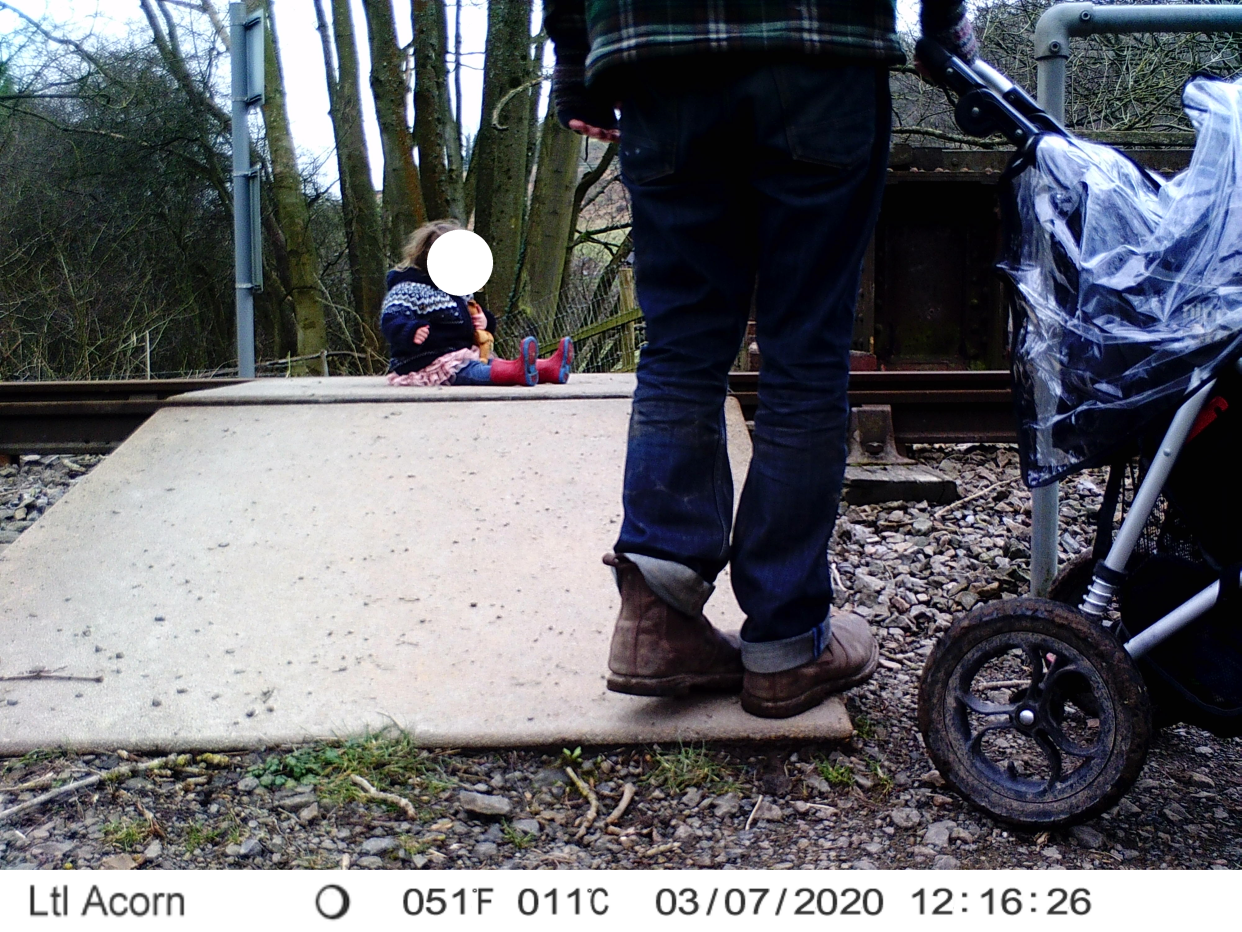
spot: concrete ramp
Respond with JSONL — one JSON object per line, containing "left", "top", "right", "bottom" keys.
{"left": 0, "top": 374, "right": 849, "bottom": 753}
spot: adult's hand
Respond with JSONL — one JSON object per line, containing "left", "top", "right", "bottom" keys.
{"left": 915, "top": 7, "right": 978, "bottom": 82}
{"left": 413, "top": 326, "right": 430, "bottom": 345}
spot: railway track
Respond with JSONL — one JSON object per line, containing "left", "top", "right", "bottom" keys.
{"left": 0, "top": 372, "right": 1014, "bottom": 455}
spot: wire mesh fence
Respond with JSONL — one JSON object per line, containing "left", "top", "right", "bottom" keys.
{"left": 495, "top": 269, "right": 645, "bottom": 373}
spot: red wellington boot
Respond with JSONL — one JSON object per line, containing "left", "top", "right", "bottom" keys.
{"left": 536, "top": 337, "right": 574, "bottom": 384}
{"left": 487, "top": 336, "right": 538, "bottom": 386}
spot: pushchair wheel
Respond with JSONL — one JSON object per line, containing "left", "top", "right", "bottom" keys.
{"left": 918, "top": 598, "right": 1151, "bottom": 827}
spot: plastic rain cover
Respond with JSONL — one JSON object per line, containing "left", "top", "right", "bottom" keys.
{"left": 1002, "top": 75, "right": 1242, "bottom": 488}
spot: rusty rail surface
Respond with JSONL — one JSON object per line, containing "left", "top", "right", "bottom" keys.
{"left": 0, "top": 373, "right": 1014, "bottom": 455}
{"left": 0, "top": 380, "right": 246, "bottom": 455}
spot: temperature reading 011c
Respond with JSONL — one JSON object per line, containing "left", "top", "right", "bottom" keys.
{"left": 517, "top": 888, "right": 608, "bottom": 916}
{"left": 913, "top": 888, "right": 1091, "bottom": 916}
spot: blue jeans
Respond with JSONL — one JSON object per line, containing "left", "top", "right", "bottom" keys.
{"left": 449, "top": 360, "right": 492, "bottom": 385}
{"left": 614, "top": 59, "right": 890, "bottom": 672}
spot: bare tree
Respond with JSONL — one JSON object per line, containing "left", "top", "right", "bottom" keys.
{"left": 261, "top": 0, "right": 327, "bottom": 373}
{"left": 412, "top": 0, "right": 461, "bottom": 221}
{"left": 470, "top": 0, "right": 534, "bottom": 315}
{"left": 362, "top": 0, "right": 426, "bottom": 259}
{"left": 316, "top": 0, "right": 386, "bottom": 368}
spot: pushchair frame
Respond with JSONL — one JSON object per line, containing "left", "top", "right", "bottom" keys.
{"left": 914, "top": 38, "right": 1242, "bottom": 827}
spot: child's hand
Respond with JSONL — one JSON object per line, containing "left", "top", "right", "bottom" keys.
{"left": 467, "top": 299, "right": 487, "bottom": 331}
{"left": 413, "top": 326, "right": 430, "bottom": 345}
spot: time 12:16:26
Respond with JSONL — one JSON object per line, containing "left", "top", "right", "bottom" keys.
{"left": 913, "top": 888, "right": 1091, "bottom": 915}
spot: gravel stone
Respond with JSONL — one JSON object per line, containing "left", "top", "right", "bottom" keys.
{"left": 1069, "top": 824, "right": 1105, "bottom": 849}
{"left": 359, "top": 836, "right": 396, "bottom": 856}
{"left": 891, "top": 808, "right": 921, "bottom": 829}
{"left": 923, "top": 821, "right": 956, "bottom": 848}
{"left": 933, "top": 855, "right": 961, "bottom": 869}
{"left": 459, "top": 791, "right": 512, "bottom": 818}
{"left": 751, "top": 799, "right": 784, "bottom": 822}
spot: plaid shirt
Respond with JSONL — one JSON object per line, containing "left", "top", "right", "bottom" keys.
{"left": 545, "top": 1, "right": 963, "bottom": 90}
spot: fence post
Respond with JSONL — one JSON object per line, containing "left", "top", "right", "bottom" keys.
{"left": 618, "top": 267, "right": 638, "bottom": 371}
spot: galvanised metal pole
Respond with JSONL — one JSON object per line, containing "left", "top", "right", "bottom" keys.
{"left": 1036, "top": 2, "right": 1242, "bottom": 122}
{"left": 1027, "top": 2, "right": 1242, "bottom": 597}
{"left": 230, "top": 2, "right": 255, "bottom": 379}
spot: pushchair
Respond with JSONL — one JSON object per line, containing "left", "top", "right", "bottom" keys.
{"left": 914, "top": 40, "right": 1242, "bottom": 827}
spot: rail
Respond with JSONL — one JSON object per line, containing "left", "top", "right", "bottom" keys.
{"left": 0, "top": 373, "right": 1014, "bottom": 457}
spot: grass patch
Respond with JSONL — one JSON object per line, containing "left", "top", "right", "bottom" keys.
{"left": 817, "top": 761, "right": 856, "bottom": 788}
{"left": 103, "top": 818, "right": 153, "bottom": 852}
{"left": 502, "top": 821, "right": 538, "bottom": 849}
{"left": 644, "top": 744, "right": 739, "bottom": 794}
{"left": 853, "top": 713, "right": 877, "bottom": 741}
{"left": 247, "top": 731, "right": 457, "bottom": 815}
{"left": 867, "top": 760, "right": 895, "bottom": 796}
{"left": 399, "top": 834, "right": 434, "bottom": 857}
{"left": 182, "top": 822, "right": 222, "bottom": 854}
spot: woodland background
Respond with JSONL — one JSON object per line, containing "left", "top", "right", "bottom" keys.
{"left": 1, "top": 0, "right": 1240, "bottom": 379}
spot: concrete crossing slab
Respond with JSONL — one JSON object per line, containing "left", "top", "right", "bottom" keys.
{"left": 0, "top": 375, "right": 849, "bottom": 753}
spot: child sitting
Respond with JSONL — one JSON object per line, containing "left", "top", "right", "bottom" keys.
{"left": 382, "top": 219, "right": 573, "bottom": 387}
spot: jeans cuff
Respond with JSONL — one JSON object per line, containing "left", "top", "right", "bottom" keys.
{"left": 740, "top": 617, "right": 830, "bottom": 673}
{"left": 614, "top": 552, "right": 714, "bottom": 617}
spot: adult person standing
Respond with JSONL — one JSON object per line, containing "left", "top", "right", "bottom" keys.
{"left": 545, "top": 1, "right": 977, "bottom": 717}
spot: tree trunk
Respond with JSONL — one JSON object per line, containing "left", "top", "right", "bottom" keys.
{"left": 329, "top": 0, "right": 387, "bottom": 368}
{"left": 362, "top": 0, "right": 426, "bottom": 260}
{"left": 411, "top": 0, "right": 457, "bottom": 222}
{"left": 524, "top": 33, "right": 545, "bottom": 206}
{"left": 447, "top": 0, "right": 464, "bottom": 218}
{"left": 312, "top": 0, "right": 365, "bottom": 358}
{"left": 559, "top": 140, "right": 616, "bottom": 316}
{"left": 261, "top": 0, "right": 327, "bottom": 374}
{"left": 470, "top": 0, "right": 532, "bottom": 316}
{"left": 515, "top": 113, "right": 579, "bottom": 344}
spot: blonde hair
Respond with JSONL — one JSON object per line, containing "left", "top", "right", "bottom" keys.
{"left": 398, "top": 219, "right": 462, "bottom": 271}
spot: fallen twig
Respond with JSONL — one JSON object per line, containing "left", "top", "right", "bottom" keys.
{"left": 564, "top": 767, "right": 599, "bottom": 841}
{"left": 933, "top": 479, "right": 1007, "bottom": 519}
{"left": 1, "top": 770, "right": 86, "bottom": 794}
{"left": 744, "top": 794, "right": 765, "bottom": 832}
{"left": 0, "top": 672, "right": 102, "bottom": 683}
{"left": 604, "top": 782, "right": 635, "bottom": 825}
{"left": 349, "top": 774, "right": 418, "bottom": 819}
{"left": 0, "top": 754, "right": 188, "bottom": 824}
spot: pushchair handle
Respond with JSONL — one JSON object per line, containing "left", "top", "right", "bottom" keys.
{"left": 914, "top": 38, "right": 1066, "bottom": 145}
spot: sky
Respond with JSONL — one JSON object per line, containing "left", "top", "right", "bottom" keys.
{"left": 2, "top": 0, "right": 923, "bottom": 190}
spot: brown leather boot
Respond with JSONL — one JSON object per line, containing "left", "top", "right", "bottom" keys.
{"left": 741, "top": 612, "right": 879, "bottom": 718}
{"left": 604, "top": 553, "right": 744, "bottom": 696}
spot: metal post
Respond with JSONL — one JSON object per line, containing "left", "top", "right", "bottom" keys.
{"left": 1027, "top": 2, "right": 1242, "bottom": 596}
{"left": 230, "top": 3, "right": 255, "bottom": 379}
{"left": 1036, "top": 3, "right": 1242, "bottom": 123}
{"left": 230, "top": 2, "right": 264, "bottom": 379}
